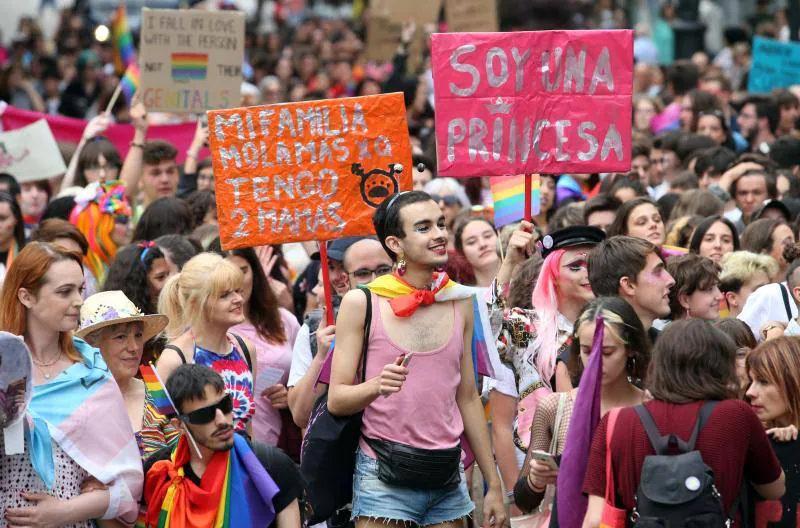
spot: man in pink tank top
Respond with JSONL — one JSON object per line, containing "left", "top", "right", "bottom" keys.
{"left": 328, "top": 191, "right": 506, "bottom": 528}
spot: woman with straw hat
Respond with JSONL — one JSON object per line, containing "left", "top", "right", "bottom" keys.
{"left": 76, "top": 290, "right": 179, "bottom": 458}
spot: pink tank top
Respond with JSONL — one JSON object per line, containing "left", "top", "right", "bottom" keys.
{"left": 359, "top": 294, "right": 465, "bottom": 458}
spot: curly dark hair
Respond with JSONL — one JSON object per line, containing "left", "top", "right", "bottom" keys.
{"left": 186, "top": 189, "right": 217, "bottom": 230}
{"left": 208, "top": 238, "right": 287, "bottom": 344}
{"left": 103, "top": 242, "right": 166, "bottom": 314}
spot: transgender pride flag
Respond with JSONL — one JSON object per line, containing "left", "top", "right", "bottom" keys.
{"left": 171, "top": 53, "right": 208, "bottom": 81}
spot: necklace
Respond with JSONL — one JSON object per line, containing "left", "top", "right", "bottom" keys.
{"left": 32, "top": 351, "right": 62, "bottom": 380}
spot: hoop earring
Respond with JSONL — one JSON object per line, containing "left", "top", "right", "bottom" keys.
{"left": 397, "top": 253, "right": 407, "bottom": 276}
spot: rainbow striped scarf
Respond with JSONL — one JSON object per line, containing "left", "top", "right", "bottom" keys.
{"left": 145, "top": 434, "right": 279, "bottom": 528}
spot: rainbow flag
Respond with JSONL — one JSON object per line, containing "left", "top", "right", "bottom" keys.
{"left": 490, "top": 174, "right": 540, "bottom": 227}
{"left": 112, "top": 4, "right": 136, "bottom": 74}
{"left": 171, "top": 53, "right": 208, "bottom": 81}
{"left": 120, "top": 62, "right": 140, "bottom": 103}
{"left": 148, "top": 434, "right": 279, "bottom": 528}
{"left": 140, "top": 364, "right": 176, "bottom": 417}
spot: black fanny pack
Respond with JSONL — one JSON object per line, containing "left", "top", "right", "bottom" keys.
{"left": 364, "top": 437, "right": 461, "bottom": 490}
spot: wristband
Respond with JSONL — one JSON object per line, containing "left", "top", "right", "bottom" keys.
{"left": 186, "top": 151, "right": 198, "bottom": 159}
{"left": 130, "top": 141, "right": 145, "bottom": 149}
{"left": 505, "top": 489, "right": 515, "bottom": 498}
{"left": 526, "top": 474, "right": 545, "bottom": 493}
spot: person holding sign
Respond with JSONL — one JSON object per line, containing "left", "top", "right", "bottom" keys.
{"left": 328, "top": 191, "right": 506, "bottom": 528}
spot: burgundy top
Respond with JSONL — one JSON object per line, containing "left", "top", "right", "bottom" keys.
{"left": 583, "top": 399, "right": 782, "bottom": 515}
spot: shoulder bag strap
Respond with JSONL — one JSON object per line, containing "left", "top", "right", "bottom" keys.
{"left": 549, "top": 393, "right": 568, "bottom": 454}
{"left": 686, "top": 400, "right": 719, "bottom": 451}
{"left": 780, "top": 283, "right": 793, "bottom": 321}
{"left": 604, "top": 408, "right": 621, "bottom": 507}
{"left": 357, "top": 286, "right": 372, "bottom": 383}
{"left": 231, "top": 333, "right": 253, "bottom": 372}
{"left": 163, "top": 344, "right": 187, "bottom": 364}
{"left": 634, "top": 404, "right": 674, "bottom": 455}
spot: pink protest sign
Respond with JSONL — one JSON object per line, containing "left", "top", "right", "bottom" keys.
{"left": 432, "top": 30, "right": 633, "bottom": 178}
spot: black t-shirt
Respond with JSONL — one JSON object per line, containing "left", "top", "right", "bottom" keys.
{"left": 143, "top": 437, "right": 305, "bottom": 526}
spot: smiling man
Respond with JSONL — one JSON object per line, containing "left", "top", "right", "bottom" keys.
{"left": 327, "top": 190, "right": 506, "bottom": 528}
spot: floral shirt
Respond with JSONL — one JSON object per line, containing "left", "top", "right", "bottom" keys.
{"left": 487, "top": 279, "right": 574, "bottom": 453}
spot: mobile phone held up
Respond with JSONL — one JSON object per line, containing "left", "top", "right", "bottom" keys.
{"left": 531, "top": 449, "right": 559, "bottom": 470}
{"left": 396, "top": 352, "right": 414, "bottom": 368}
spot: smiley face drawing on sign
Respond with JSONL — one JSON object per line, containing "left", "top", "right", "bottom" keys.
{"left": 352, "top": 162, "right": 402, "bottom": 208}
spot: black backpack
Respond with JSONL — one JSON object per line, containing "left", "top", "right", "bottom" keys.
{"left": 299, "top": 287, "right": 371, "bottom": 524}
{"left": 631, "top": 401, "right": 739, "bottom": 527}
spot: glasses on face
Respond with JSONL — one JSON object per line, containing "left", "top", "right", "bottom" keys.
{"left": 348, "top": 264, "right": 393, "bottom": 281}
{"left": 429, "top": 194, "right": 460, "bottom": 207}
{"left": 179, "top": 393, "right": 233, "bottom": 425}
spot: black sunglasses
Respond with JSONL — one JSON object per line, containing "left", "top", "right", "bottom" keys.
{"left": 179, "top": 393, "right": 233, "bottom": 425}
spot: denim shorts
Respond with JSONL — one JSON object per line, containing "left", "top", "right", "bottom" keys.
{"left": 351, "top": 448, "right": 474, "bottom": 526}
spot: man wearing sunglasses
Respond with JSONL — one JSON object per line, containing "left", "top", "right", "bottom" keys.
{"left": 288, "top": 237, "right": 392, "bottom": 430}
{"left": 143, "top": 365, "right": 304, "bottom": 528}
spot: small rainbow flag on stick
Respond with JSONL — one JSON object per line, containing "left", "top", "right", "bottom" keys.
{"left": 490, "top": 174, "right": 541, "bottom": 227}
{"left": 120, "top": 62, "right": 140, "bottom": 103}
{"left": 140, "top": 363, "right": 176, "bottom": 417}
{"left": 140, "top": 362, "right": 205, "bottom": 459}
{"left": 111, "top": 4, "right": 136, "bottom": 74}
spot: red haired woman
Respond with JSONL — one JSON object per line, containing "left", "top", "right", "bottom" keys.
{"left": 69, "top": 181, "right": 132, "bottom": 285}
{"left": 0, "top": 242, "right": 142, "bottom": 527}
{"left": 487, "top": 223, "right": 605, "bottom": 509}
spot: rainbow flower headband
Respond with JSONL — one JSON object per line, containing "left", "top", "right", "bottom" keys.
{"left": 72, "top": 181, "right": 132, "bottom": 218}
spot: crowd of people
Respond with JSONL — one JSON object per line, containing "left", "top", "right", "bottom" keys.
{"left": 1, "top": 0, "right": 800, "bottom": 527}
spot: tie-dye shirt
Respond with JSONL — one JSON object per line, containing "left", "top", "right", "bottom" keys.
{"left": 193, "top": 341, "right": 255, "bottom": 432}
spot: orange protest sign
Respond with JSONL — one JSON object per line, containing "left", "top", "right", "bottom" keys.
{"left": 208, "top": 93, "right": 413, "bottom": 249}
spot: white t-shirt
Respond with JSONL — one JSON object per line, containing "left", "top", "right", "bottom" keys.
{"left": 738, "top": 282, "right": 797, "bottom": 341}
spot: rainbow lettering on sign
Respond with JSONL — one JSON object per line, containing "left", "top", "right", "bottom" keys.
{"left": 171, "top": 53, "right": 208, "bottom": 81}
{"left": 490, "top": 174, "right": 541, "bottom": 227}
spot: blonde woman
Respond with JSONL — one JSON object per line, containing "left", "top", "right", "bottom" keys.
{"left": 156, "top": 253, "right": 258, "bottom": 433}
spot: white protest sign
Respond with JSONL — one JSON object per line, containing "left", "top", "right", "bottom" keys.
{"left": 139, "top": 8, "right": 245, "bottom": 113}
{"left": 0, "top": 120, "right": 66, "bottom": 183}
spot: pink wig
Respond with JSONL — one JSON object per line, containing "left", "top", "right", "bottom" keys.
{"left": 531, "top": 249, "right": 565, "bottom": 385}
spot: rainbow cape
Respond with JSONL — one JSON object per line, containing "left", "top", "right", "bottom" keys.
{"left": 146, "top": 434, "right": 279, "bottom": 528}
{"left": 112, "top": 4, "right": 136, "bottom": 73}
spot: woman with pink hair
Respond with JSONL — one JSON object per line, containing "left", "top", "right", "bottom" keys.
{"left": 487, "top": 222, "right": 605, "bottom": 512}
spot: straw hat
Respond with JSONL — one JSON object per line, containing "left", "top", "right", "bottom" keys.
{"left": 76, "top": 291, "right": 168, "bottom": 342}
